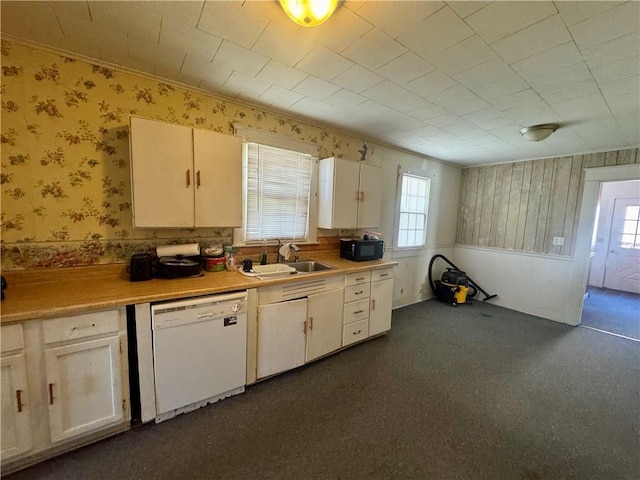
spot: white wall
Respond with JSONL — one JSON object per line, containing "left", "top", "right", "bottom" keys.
{"left": 367, "top": 145, "right": 462, "bottom": 309}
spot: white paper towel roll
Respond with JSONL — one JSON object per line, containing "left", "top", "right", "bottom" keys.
{"left": 156, "top": 243, "right": 200, "bottom": 258}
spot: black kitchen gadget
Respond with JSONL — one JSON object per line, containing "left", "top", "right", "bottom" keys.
{"left": 129, "top": 253, "right": 154, "bottom": 282}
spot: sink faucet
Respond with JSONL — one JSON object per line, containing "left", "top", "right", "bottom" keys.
{"left": 276, "top": 239, "right": 300, "bottom": 262}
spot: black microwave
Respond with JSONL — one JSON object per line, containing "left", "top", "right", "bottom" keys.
{"left": 340, "top": 239, "right": 385, "bottom": 262}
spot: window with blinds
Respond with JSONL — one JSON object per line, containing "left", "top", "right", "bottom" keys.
{"left": 244, "top": 142, "right": 314, "bottom": 242}
{"left": 396, "top": 173, "right": 431, "bottom": 248}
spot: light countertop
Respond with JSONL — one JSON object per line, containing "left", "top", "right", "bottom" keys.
{"left": 1, "top": 253, "right": 397, "bottom": 324}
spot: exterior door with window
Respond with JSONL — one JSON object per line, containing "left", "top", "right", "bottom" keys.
{"left": 604, "top": 197, "right": 640, "bottom": 293}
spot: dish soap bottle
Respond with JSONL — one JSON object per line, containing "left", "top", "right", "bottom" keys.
{"left": 260, "top": 239, "right": 268, "bottom": 265}
{"left": 224, "top": 246, "right": 236, "bottom": 271}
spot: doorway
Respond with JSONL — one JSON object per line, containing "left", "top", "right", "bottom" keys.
{"left": 581, "top": 179, "right": 640, "bottom": 340}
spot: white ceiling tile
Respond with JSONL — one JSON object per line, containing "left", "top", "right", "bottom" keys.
{"left": 591, "top": 56, "right": 640, "bottom": 85}
{"left": 289, "top": 97, "right": 339, "bottom": 117}
{"left": 181, "top": 54, "right": 232, "bottom": 85}
{"left": 537, "top": 79, "right": 600, "bottom": 105}
{"left": 259, "top": 85, "right": 305, "bottom": 109}
{"left": 476, "top": 115, "right": 518, "bottom": 131}
{"left": 511, "top": 42, "right": 583, "bottom": 79}
{"left": 197, "top": 1, "right": 269, "bottom": 49}
{"left": 89, "top": 1, "right": 162, "bottom": 43}
{"left": 454, "top": 58, "right": 515, "bottom": 89}
{"left": 213, "top": 41, "right": 269, "bottom": 77}
{"left": 503, "top": 101, "right": 561, "bottom": 125}
{"left": 155, "top": 1, "right": 204, "bottom": 28}
{"left": 324, "top": 89, "right": 367, "bottom": 108}
{"left": 55, "top": 10, "right": 123, "bottom": 58}
{"left": 408, "top": 103, "right": 449, "bottom": 121}
{"left": 239, "top": 0, "right": 294, "bottom": 30}
{"left": 252, "top": 22, "right": 316, "bottom": 67}
{"left": 429, "top": 35, "right": 496, "bottom": 76}
{"left": 361, "top": 81, "right": 424, "bottom": 112}
{"left": 224, "top": 71, "right": 271, "bottom": 99}
{"left": 159, "top": 19, "right": 221, "bottom": 62}
{"left": 427, "top": 85, "right": 477, "bottom": 107}
{"left": 556, "top": 0, "right": 625, "bottom": 26}
{"left": 569, "top": 2, "right": 640, "bottom": 50}
{"left": 356, "top": 1, "right": 444, "bottom": 38}
{"left": 486, "top": 88, "right": 543, "bottom": 111}
{"left": 492, "top": 15, "right": 573, "bottom": 64}
{"left": 426, "top": 113, "right": 463, "bottom": 128}
{"left": 293, "top": 76, "right": 340, "bottom": 101}
{"left": 341, "top": 29, "right": 406, "bottom": 71}
{"left": 52, "top": 1, "right": 92, "bottom": 21}
{"left": 397, "top": 6, "right": 474, "bottom": 59}
{"left": 128, "top": 35, "right": 186, "bottom": 72}
{"left": 582, "top": 32, "right": 640, "bottom": 69}
{"left": 404, "top": 70, "right": 457, "bottom": 98}
{"left": 600, "top": 75, "right": 640, "bottom": 99}
{"left": 295, "top": 46, "right": 353, "bottom": 81}
{"left": 256, "top": 60, "right": 308, "bottom": 90}
{"left": 525, "top": 63, "right": 593, "bottom": 93}
{"left": 153, "top": 65, "right": 202, "bottom": 89}
{"left": 465, "top": 1, "right": 557, "bottom": 43}
{"left": 445, "top": 97, "right": 491, "bottom": 116}
{"left": 2, "top": 1, "right": 65, "bottom": 44}
{"left": 473, "top": 76, "right": 530, "bottom": 104}
{"left": 331, "top": 64, "right": 385, "bottom": 93}
{"left": 375, "top": 51, "right": 435, "bottom": 85}
{"left": 462, "top": 107, "right": 504, "bottom": 124}
{"left": 301, "top": 6, "right": 373, "bottom": 52}
{"left": 446, "top": 1, "right": 490, "bottom": 19}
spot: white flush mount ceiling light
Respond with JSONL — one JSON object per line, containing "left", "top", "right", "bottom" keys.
{"left": 279, "top": 0, "right": 338, "bottom": 27}
{"left": 519, "top": 123, "right": 560, "bottom": 142}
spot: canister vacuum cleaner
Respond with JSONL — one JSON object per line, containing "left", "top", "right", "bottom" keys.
{"left": 428, "top": 254, "right": 497, "bottom": 307}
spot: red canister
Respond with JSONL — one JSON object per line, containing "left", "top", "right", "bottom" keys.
{"left": 204, "top": 255, "right": 225, "bottom": 272}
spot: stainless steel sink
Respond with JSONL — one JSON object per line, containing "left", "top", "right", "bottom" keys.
{"left": 284, "top": 260, "right": 335, "bottom": 273}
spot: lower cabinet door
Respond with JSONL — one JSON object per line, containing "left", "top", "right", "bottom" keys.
{"left": 306, "top": 289, "right": 343, "bottom": 362}
{"left": 369, "top": 278, "right": 393, "bottom": 336}
{"left": 1, "top": 354, "right": 32, "bottom": 461}
{"left": 44, "top": 336, "right": 123, "bottom": 443}
{"left": 257, "top": 298, "right": 307, "bottom": 379}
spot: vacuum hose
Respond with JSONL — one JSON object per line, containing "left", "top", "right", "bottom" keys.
{"left": 428, "top": 254, "right": 498, "bottom": 301}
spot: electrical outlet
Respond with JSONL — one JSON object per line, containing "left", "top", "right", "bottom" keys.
{"left": 553, "top": 237, "right": 565, "bottom": 246}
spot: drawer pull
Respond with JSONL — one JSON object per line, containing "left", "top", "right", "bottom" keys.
{"left": 379, "top": 273, "right": 389, "bottom": 277}
{"left": 355, "top": 290, "right": 364, "bottom": 295}
{"left": 16, "top": 389, "right": 24, "bottom": 412}
{"left": 372, "top": 299, "right": 376, "bottom": 310}
{"left": 353, "top": 310, "right": 364, "bottom": 314}
{"left": 355, "top": 277, "right": 366, "bottom": 281}
{"left": 48, "top": 383, "right": 55, "bottom": 405}
{"left": 353, "top": 330, "right": 362, "bottom": 335}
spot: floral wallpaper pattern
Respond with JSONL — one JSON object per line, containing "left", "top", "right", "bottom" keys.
{"left": 1, "top": 40, "right": 363, "bottom": 270}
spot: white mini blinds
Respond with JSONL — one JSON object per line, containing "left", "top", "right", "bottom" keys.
{"left": 397, "top": 173, "right": 431, "bottom": 248}
{"left": 244, "top": 142, "right": 313, "bottom": 242}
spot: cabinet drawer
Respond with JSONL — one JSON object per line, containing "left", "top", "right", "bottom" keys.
{"left": 43, "top": 309, "right": 121, "bottom": 345}
{"left": 371, "top": 268, "right": 393, "bottom": 282}
{"left": 345, "top": 271, "right": 371, "bottom": 287}
{"left": 344, "top": 283, "right": 371, "bottom": 303}
{"left": 343, "top": 299, "right": 369, "bottom": 325}
{"left": 343, "top": 319, "right": 369, "bottom": 346}
{"left": 1, "top": 323, "right": 24, "bottom": 353}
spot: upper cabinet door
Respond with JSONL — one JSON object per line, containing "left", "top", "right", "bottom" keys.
{"left": 130, "top": 116, "right": 194, "bottom": 228}
{"left": 357, "top": 164, "right": 382, "bottom": 229}
{"left": 193, "top": 129, "right": 242, "bottom": 227}
{"left": 318, "top": 157, "right": 360, "bottom": 229}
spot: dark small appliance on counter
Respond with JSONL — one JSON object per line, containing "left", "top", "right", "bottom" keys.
{"left": 340, "top": 238, "right": 385, "bottom": 262}
{"left": 129, "top": 253, "right": 154, "bottom": 282}
{"left": 1, "top": 276, "right": 7, "bottom": 300}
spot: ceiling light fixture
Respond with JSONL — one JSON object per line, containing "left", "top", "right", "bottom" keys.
{"left": 279, "top": 0, "right": 338, "bottom": 27}
{"left": 519, "top": 123, "right": 560, "bottom": 142}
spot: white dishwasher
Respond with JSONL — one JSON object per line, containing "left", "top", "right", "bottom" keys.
{"left": 151, "top": 291, "right": 247, "bottom": 423}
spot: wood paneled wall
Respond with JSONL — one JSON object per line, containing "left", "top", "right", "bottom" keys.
{"left": 456, "top": 148, "right": 639, "bottom": 256}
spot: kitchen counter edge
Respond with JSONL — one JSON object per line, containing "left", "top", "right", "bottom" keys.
{"left": 1, "top": 254, "right": 397, "bottom": 324}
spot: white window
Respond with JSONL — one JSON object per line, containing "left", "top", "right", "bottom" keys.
{"left": 242, "top": 142, "right": 315, "bottom": 243}
{"left": 395, "top": 173, "right": 431, "bottom": 249}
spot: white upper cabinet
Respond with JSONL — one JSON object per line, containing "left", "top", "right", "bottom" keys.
{"left": 318, "top": 157, "right": 382, "bottom": 229}
{"left": 129, "top": 116, "right": 242, "bottom": 228}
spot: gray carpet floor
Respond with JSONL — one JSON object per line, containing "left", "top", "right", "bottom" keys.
{"left": 4, "top": 300, "right": 640, "bottom": 480}
{"left": 582, "top": 286, "right": 640, "bottom": 340}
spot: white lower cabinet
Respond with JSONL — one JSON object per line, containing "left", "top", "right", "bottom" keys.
{"left": 0, "top": 309, "right": 129, "bottom": 473}
{"left": 44, "top": 336, "right": 124, "bottom": 443}
{"left": 369, "top": 269, "right": 394, "bottom": 337}
{"left": 1, "top": 324, "right": 33, "bottom": 462}
{"left": 256, "top": 277, "right": 344, "bottom": 379}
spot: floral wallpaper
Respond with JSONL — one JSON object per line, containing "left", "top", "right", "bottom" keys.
{"left": 0, "top": 40, "right": 363, "bottom": 270}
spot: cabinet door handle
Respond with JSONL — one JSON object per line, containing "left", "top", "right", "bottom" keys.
{"left": 186, "top": 169, "right": 191, "bottom": 188}
{"left": 360, "top": 191, "right": 364, "bottom": 201}
{"left": 309, "top": 317, "right": 313, "bottom": 330}
{"left": 303, "top": 321, "right": 307, "bottom": 335}
{"left": 354, "top": 309, "right": 364, "bottom": 314}
{"left": 372, "top": 299, "right": 376, "bottom": 310}
{"left": 16, "top": 389, "right": 24, "bottom": 412}
{"left": 48, "top": 383, "right": 55, "bottom": 405}
{"left": 196, "top": 170, "right": 201, "bottom": 188}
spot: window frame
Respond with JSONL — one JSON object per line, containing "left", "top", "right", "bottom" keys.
{"left": 393, "top": 168, "right": 432, "bottom": 252}
{"left": 232, "top": 126, "right": 319, "bottom": 246}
